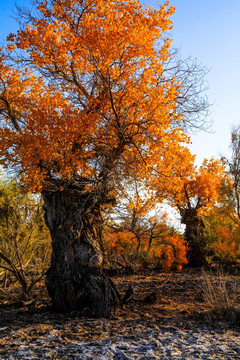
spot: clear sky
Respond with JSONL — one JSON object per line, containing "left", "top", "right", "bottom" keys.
{"left": 167, "top": 0, "right": 240, "bottom": 164}
{"left": 0, "top": 0, "right": 240, "bottom": 164}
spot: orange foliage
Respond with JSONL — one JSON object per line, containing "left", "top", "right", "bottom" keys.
{"left": 105, "top": 230, "right": 138, "bottom": 258}
{"left": 148, "top": 234, "right": 188, "bottom": 271}
{"left": 105, "top": 228, "right": 188, "bottom": 271}
{"left": 0, "top": 0, "right": 191, "bottom": 194}
{"left": 166, "top": 158, "right": 227, "bottom": 216}
{"left": 210, "top": 226, "right": 240, "bottom": 263}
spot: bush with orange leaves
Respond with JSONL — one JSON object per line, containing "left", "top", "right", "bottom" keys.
{"left": 105, "top": 230, "right": 138, "bottom": 261}
{"left": 148, "top": 234, "right": 188, "bottom": 271}
{"left": 210, "top": 226, "right": 240, "bottom": 265}
{"left": 104, "top": 228, "right": 188, "bottom": 272}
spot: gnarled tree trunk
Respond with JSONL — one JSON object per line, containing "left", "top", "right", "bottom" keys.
{"left": 181, "top": 208, "right": 206, "bottom": 267}
{"left": 42, "top": 185, "right": 119, "bottom": 317}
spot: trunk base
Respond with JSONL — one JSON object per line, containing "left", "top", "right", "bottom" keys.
{"left": 46, "top": 268, "right": 119, "bottom": 317}
{"left": 43, "top": 184, "right": 119, "bottom": 317}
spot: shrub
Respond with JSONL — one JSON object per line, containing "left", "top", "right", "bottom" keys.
{"left": 0, "top": 178, "right": 51, "bottom": 299}
{"left": 201, "top": 269, "right": 240, "bottom": 323}
{"left": 210, "top": 227, "right": 240, "bottom": 265}
{"left": 104, "top": 227, "right": 188, "bottom": 272}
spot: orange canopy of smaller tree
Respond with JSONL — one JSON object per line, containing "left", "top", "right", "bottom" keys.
{"left": 167, "top": 158, "right": 227, "bottom": 216}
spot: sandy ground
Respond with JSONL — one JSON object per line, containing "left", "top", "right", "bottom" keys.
{"left": 0, "top": 269, "right": 240, "bottom": 359}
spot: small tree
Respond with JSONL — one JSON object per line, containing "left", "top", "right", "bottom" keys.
{"left": 166, "top": 158, "right": 226, "bottom": 266}
{"left": 0, "top": 178, "right": 51, "bottom": 299}
{"left": 220, "top": 126, "right": 240, "bottom": 225}
{"left": 105, "top": 217, "right": 188, "bottom": 272}
{"left": 109, "top": 180, "right": 158, "bottom": 258}
{"left": 202, "top": 127, "right": 240, "bottom": 266}
{"left": 104, "top": 179, "right": 188, "bottom": 271}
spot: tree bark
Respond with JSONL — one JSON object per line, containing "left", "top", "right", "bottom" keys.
{"left": 180, "top": 208, "right": 206, "bottom": 267}
{"left": 42, "top": 184, "right": 119, "bottom": 316}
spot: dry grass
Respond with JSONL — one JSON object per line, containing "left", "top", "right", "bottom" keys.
{"left": 201, "top": 269, "right": 240, "bottom": 323}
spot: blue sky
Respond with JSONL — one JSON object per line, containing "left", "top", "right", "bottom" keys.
{"left": 0, "top": 0, "right": 240, "bottom": 164}
{"left": 167, "top": 0, "right": 240, "bottom": 163}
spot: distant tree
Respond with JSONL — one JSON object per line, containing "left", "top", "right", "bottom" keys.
{"left": 201, "top": 126, "right": 240, "bottom": 266}
{"left": 104, "top": 180, "right": 188, "bottom": 271}
{"left": 204, "top": 207, "right": 240, "bottom": 266}
{"left": 165, "top": 158, "right": 226, "bottom": 266}
{"left": 220, "top": 126, "right": 240, "bottom": 225}
{"left": 105, "top": 214, "right": 188, "bottom": 272}
{"left": 109, "top": 180, "right": 157, "bottom": 258}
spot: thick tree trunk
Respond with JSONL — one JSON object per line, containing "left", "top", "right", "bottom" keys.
{"left": 42, "top": 185, "right": 119, "bottom": 317}
{"left": 181, "top": 208, "right": 206, "bottom": 267}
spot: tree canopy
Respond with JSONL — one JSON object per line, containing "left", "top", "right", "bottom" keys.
{"left": 0, "top": 0, "right": 192, "bottom": 197}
